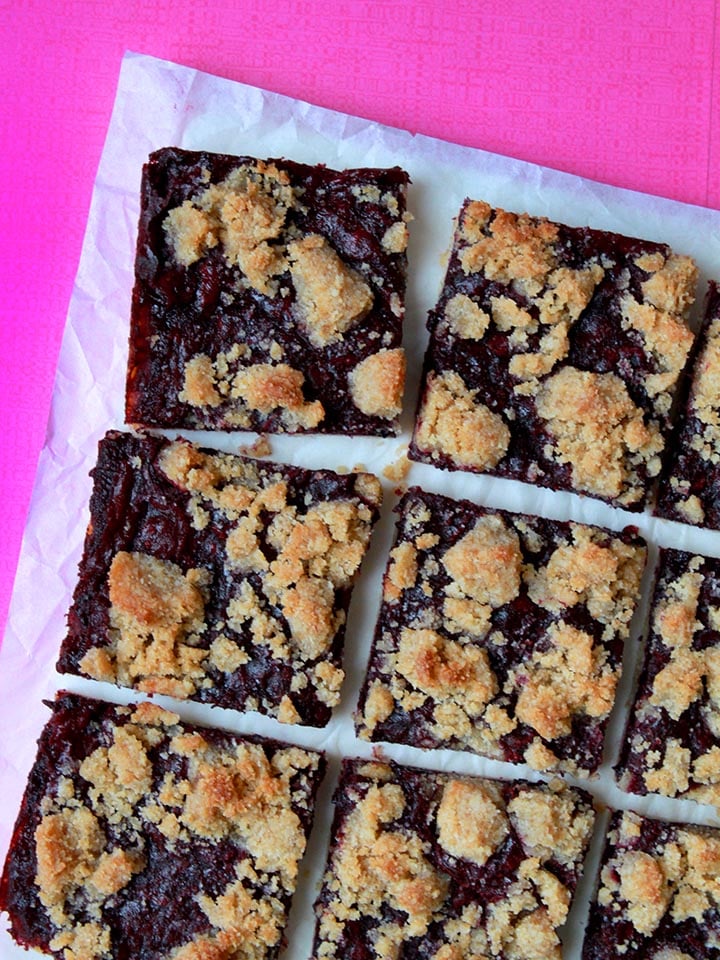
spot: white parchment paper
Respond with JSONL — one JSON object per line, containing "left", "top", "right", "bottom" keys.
{"left": 3, "top": 50, "right": 720, "bottom": 959}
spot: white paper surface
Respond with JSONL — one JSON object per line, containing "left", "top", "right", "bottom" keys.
{"left": 3, "top": 50, "right": 720, "bottom": 959}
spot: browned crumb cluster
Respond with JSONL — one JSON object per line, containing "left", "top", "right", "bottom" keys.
{"left": 312, "top": 759, "right": 595, "bottom": 960}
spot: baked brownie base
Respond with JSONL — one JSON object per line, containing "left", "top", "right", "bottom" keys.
{"left": 57, "top": 430, "right": 382, "bottom": 725}
{"left": 355, "top": 487, "right": 647, "bottom": 776}
{"left": 127, "top": 147, "right": 410, "bottom": 435}
{"left": 0, "top": 692, "right": 325, "bottom": 960}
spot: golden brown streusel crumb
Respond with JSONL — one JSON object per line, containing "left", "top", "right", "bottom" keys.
{"left": 459, "top": 207, "right": 559, "bottom": 287}
{"left": 288, "top": 234, "right": 373, "bottom": 347}
{"left": 512, "top": 622, "right": 618, "bottom": 743}
{"left": 535, "top": 366, "right": 664, "bottom": 504}
{"left": 395, "top": 627, "right": 498, "bottom": 716}
{"left": 238, "top": 435, "right": 272, "bottom": 458}
{"left": 382, "top": 221, "right": 409, "bottom": 254}
{"left": 164, "top": 164, "right": 293, "bottom": 296}
{"left": 382, "top": 450, "right": 411, "bottom": 484}
{"left": 436, "top": 780, "right": 509, "bottom": 866}
{"left": 323, "top": 783, "right": 448, "bottom": 942}
{"left": 180, "top": 354, "right": 224, "bottom": 409}
{"left": 444, "top": 294, "right": 490, "bottom": 340}
{"left": 82, "top": 551, "right": 210, "bottom": 699}
{"left": 507, "top": 783, "right": 594, "bottom": 865}
{"left": 441, "top": 514, "right": 522, "bottom": 608}
{"left": 383, "top": 541, "right": 418, "bottom": 602}
{"left": 415, "top": 370, "right": 510, "bottom": 470}
{"left": 231, "top": 363, "right": 325, "bottom": 430}
{"left": 348, "top": 348, "right": 406, "bottom": 419}
{"left": 526, "top": 524, "right": 646, "bottom": 634}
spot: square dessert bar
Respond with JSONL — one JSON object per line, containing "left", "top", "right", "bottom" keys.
{"left": 655, "top": 282, "right": 720, "bottom": 528}
{"left": 0, "top": 692, "right": 325, "bottom": 960}
{"left": 56, "top": 430, "right": 383, "bottom": 725}
{"left": 312, "top": 757, "right": 595, "bottom": 960}
{"left": 355, "top": 487, "right": 647, "bottom": 776}
{"left": 583, "top": 809, "right": 720, "bottom": 959}
{"left": 126, "top": 147, "right": 410, "bottom": 435}
{"left": 410, "top": 200, "right": 698, "bottom": 510}
{"left": 616, "top": 548, "right": 720, "bottom": 810}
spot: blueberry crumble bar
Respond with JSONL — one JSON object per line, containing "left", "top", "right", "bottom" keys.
{"left": 583, "top": 809, "right": 720, "bottom": 959}
{"left": 311, "top": 757, "right": 595, "bottom": 960}
{"left": 656, "top": 282, "right": 720, "bottom": 528}
{"left": 616, "top": 548, "right": 720, "bottom": 811}
{"left": 409, "top": 201, "right": 698, "bottom": 510}
{"left": 0, "top": 692, "right": 325, "bottom": 960}
{"left": 355, "top": 487, "right": 646, "bottom": 776}
{"left": 126, "top": 147, "right": 410, "bottom": 435}
{"left": 56, "top": 431, "right": 382, "bottom": 725}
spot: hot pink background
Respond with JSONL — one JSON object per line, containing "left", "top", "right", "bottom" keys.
{"left": 1, "top": 0, "right": 719, "bottom": 640}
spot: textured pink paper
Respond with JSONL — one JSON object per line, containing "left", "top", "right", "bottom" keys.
{"left": 1, "top": 0, "right": 719, "bottom": 640}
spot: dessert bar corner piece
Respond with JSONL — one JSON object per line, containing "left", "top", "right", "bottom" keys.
{"left": 616, "top": 547, "right": 720, "bottom": 811}
{"left": 356, "top": 487, "right": 647, "bottom": 776}
{"left": 311, "top": 757, "right": 595, "bottom": 960}
{"left": 582, "top": 809, "right": 720, "bottom": 959}
{"left": 126, "top": 147, "right": 410, "bottom": 435}
{"left": 0, "top": 692, "right": 325, "bottom": 960}
{"left": 655, "top": 281, "right": 720, "bottom": 528}
{"left": 410, "top": 199, "right": 698, "bottom": 510}
{"left": 56, "top": 430, "right": 383, "bottom": 726}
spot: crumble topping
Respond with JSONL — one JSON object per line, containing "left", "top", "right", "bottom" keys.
{"left": 381, "top": 221, "right": 409, "bottom": 254}
{"left": 384, "top": 541, "right": 418, "bottom": 602}
{"left": 231, "top": 362, "right": 325, "bottom": 430}
{"left": 443, "top": 293, "right": 490, "bottom": 340}
{"left": 441, "top": 515, "right": 522, "bottom": 608}
{"left": 164, "top": 162, "right": 293, "bottom": 296}
{"left": 348, "top": 348, "right": 406, "bottom": 418}
{"left": 180, "top": 353, "right": 326, "bottom": 430}
{"left": 507, "top": 784, "right": 594, "bottom": 864}
{"left": 395, "top": 628, "right": 498, "bottom": 715}
{"left": 436, "top": 780, "right": 508, "bottom": 866}
{"left": 322, "top": 781, "right": 447, "bottom": 945}
{"left": 535, "top": 366, "right": 664, "bottom": 504}
{"left": 85, "top": 551, "right": 210, "bottom": 699}
{"left": 526, "top": 523, "right": 646, "bottom": 633}
{"left": 459, "top": 203, "right": 559, "bottom": 288}
{"left": 512, "top": 622, "right": 617, "bottom": 741}
{"left": 180, "top": 354, "right": 224, "bottom": 409}
{"left": 288, "top": 234, "right": 374, "bottom": 347}
{"left": 27, "top": 698, "right": 322, "bottom": 960}
{"left": 414, "top": 371, "right": 510, "bottom": 470}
